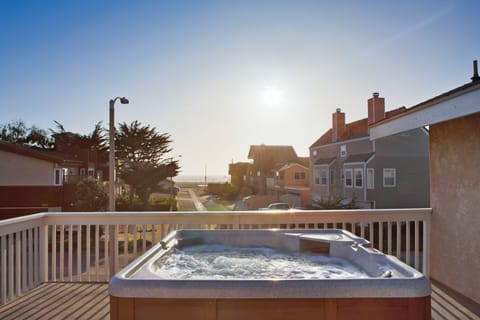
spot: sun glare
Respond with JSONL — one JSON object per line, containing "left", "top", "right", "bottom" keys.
{"left": 263, "top": 86, "right": 284, "bottom": 106}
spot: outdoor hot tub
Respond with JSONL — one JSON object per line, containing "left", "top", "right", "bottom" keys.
{"left": 109, "top": 229, "right": 431, "bottom": 320}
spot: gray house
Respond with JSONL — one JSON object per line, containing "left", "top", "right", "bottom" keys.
{"left": 309, "top": 93, "right": 429, "bottom": 208}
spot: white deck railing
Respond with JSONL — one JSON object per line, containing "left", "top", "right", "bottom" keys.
{"left": 0, "top": 208, "right": 431, "bottom": 305}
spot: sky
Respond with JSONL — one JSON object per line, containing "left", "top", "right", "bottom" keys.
{"left": 1, "top": 0, "right": 479, "bottom": 178}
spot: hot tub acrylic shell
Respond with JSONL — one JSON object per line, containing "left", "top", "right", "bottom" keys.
{"left": 109, "top": 229, "right": 431, "bottom": 320}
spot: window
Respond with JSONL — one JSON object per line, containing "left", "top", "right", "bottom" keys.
{"left": 383, "top": 168, "right": 396, "bottom": 187}
{"left": 340, "top": 145, "right": 347, "bottom": 157}
{"left": 88, "top": 168, "right": 95, "bottom": 177}
{"left": 279, "top": 171, "right": 285, "bottom": 180}
{"left": 367, "top": 168, "right": 375, "bottom": 189}
{"left": 53, "top": 168, "right": 63, "bottom": 185}
{"left": 312, "top": 150, "right": 318, "bottom": 158}
{"left": 320, "top": 169, "right": 327, "bottom": 185}
{"left": 294, "top": 172, "right": 305, "bottom": 180}
{"left": 314, "top": 168, "right": 321, "bottom": 185}
{"left": 80, "top": 168, "right": 85, "bottom": 176}
{"left": 67, "top": 168, "right": 78, "bottom": 176}
{"left": 354, "top": 168, "right": 363, "bottom": 188}
{"left": 344, "top": 169, "right": 353, "bottom": 188}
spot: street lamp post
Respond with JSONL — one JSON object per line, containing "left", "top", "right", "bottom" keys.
{"left": 108, "top": 96, "right": 129, "bottom": 276}
{"left": 109, "top": 97, "right": 129, "bottom": 212}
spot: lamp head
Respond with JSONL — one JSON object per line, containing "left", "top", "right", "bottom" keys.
{"left": 119, "top": 97, "right": 129, "bottom": 104}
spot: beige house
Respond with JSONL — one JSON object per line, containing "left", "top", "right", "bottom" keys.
{"left": 0, "top": 141, "right": 82, "bottom": 186}
{"left": 0, "top": 140, "right": 107, "bottom": 218}
{"left": 370, "top": 61, "right": 480, "bottom": 306}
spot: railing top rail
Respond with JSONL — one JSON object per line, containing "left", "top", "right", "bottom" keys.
{"left": 40, "top": 207, "right": 432, "bottom": 217}
{"left": 0, "top": 212, "right": 46, "bottom": 236}
{"left": 0, "top": 212, "right": 46, "bottom": 227}
{"left": 35, "top": 208, "right": 432, "bottom": 226}
{"left": 0, "top": 208, "right": 433, "bottom": 234}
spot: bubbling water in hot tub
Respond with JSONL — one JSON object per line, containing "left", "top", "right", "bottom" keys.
{"left": 152, "top": 244, "right": 370, "bottom": 280}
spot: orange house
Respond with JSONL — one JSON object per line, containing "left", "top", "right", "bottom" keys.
{"left": 271, "top": 162, "right": 310, "bottom": 207}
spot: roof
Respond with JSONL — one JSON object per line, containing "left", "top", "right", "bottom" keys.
{"left": 370, "top": 79, "right": 480, "bottom": 139}
{"left": 297, "top": 157, "right": 310, "bottom": 167}
{"left": 277, "top": 162, "right": 309, "bottom": 172}
{"left": 248, "top": 145, "right": 298, "bottom": 161}
{"left": 310, "top": 107, "right": 406, "bottom": 148}
{"left": 343, "top": 152, "right": 375, "bottom": 164}
{"left": 0, "top": 141, "right": 83, "bottom": 165}
{"left": 314, "top": 157, "right": 336, "bottom": 166}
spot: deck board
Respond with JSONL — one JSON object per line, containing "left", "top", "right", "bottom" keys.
{"left": 0, "top": 283, "right": 109, "bottom": 320}
{"left": 0, "top": 282, "right": 478, "bottom": 320}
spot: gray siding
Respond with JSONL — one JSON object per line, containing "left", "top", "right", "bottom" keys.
{"left": 369, "top": 128, "right": 429, "bottom": 208}
{"left": 310, "top": 128, "right": 429, "bottom": 208}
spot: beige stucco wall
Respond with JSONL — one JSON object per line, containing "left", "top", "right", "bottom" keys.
{"left": 0, "top": 150, "right": 56, "bottom": 185}
{"left": 430, "top": 113, "right": 480, "bottom": 304}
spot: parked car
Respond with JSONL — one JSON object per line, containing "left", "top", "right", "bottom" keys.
{"left": 260, "top": 202, "right": 291, "bottom": 210}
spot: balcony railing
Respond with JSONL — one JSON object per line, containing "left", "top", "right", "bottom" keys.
{"left": 0, "top": 208, "right": 431, "bottom": 306}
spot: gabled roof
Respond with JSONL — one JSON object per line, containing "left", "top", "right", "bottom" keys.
{"left": 277, "top": 162, "right": 309, "bottom": 172}
{"left": 0, "top": 141, "right": 83, "bottom": 165}
{"left": 310, "top": 107, "right": 406, "bottom": 148}
{"left": 343, "top": 152, "right": 375, "bottom": 164}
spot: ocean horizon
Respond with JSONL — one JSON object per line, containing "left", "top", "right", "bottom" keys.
{"left": 174, "top": 174, "right": 230, "bottom": 183}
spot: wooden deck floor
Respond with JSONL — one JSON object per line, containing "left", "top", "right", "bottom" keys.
{"left": 0, "top": 283, "right": 109, "bottom": 320}
{"left": 0, "top": 281, "right": 478, "bottom": 320}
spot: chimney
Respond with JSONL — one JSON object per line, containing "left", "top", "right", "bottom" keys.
{"left": 471, "top": 60, "right": 480, "bottom": 82}
{"left": 368, "top": 92, "right": 385, "bottom": 125}
{"left": 332, "top": 108, "right": 346, "bottom": 142}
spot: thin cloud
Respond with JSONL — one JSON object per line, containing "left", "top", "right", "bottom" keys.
{"left": 362, "top": 5, "right": 456, "bottom": 57}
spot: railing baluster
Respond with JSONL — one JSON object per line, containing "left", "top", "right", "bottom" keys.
{"left": 95, "top": 225, "right": 99, "bottom": 282}
{"left": 369, "top": 223, "right": 374, "bottom": 248}
{"left": 414, "top": 220, "right": 420, "bottom": 270}
{"left": 104, "top": 224, "right": 109, "bottom": 281}
{"left": 378, "top": 222, "right": 383, "bottom": 252}
{"left": 142, "top": 225, "right": 146, "bottom": 252}
{"left": 68, "top": 225, "right": 73, "bottom": 281}
{"left": 396, "top": 221, "right": 401, "bottom": 260}
{"left": 133, "top": 225, "right": 137, "bottom": 256}
{"left": 406, "top": 221, "right": 411, "bottom": 265}
{"left": 52, "top": 225, "right": 56, "bottom": 282}
{"left": 59, "top": 225, "right": 64, "bottom": 281}
{"left": 123, "top": 224, "right": 128, "bottom": 268}
{"left": 1, "top": 235, "right": 6, "bottom": 305}
{"left": 423, "top": 218, "right": 430, "bottom": 277}
{"left": 28, "top": 228, "right": 33, "bottom": 288}
{"left": 33, "top": 227, "right": 38, "bottom": 285}
{"left": 360, "top": 223, "right": 365, "bottom": 239}
{"left": 114, "top": 224, "right": 119, "bottom": 274}
{"left": 21, "top": 230, "right": 27, "bottom": 292}
{"left": 387, "top": 221, "right": 392, "bottom": 255}
{"left": 39, "top": 225, "right": 48, "bottom": 283}
{"left": 15, "top": 231, "right": 21, "bottom": 295}
{"left": 152, "top": 224, "right": 156, "bottom": 245}
{"left": 86, "top": 224, "right": 91, "bottom": 282}
{"left": 8, "top": 234, "right": 14, "bottom": 300}
{"left": 77, "top": 225, "right": 82, "bottom": 281}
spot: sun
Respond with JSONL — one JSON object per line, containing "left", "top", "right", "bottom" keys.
{"left": 263, "top": 86, "right": 284, "bottom": 106}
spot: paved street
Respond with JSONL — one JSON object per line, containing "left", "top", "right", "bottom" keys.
{"left": 176, "top": 184, "right": 207, "bottom": 211}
